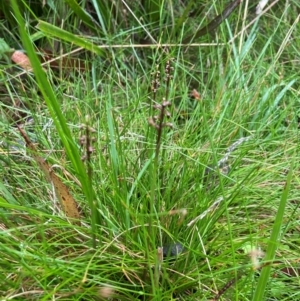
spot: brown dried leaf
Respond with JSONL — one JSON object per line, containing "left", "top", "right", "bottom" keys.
{"left": 17, "top": 126, "right": 81, "bottom": 222}
{"left": 280, "top": 267, "right": 300, "bottom": 277}
{"left": 191, "top": 89, "right": 201, "bottom": 101}
{"left": 11, "top": 50, "right": 32, "bottom": 71}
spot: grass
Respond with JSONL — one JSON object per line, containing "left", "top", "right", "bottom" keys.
{"left": 1, "top": 0, "right": 300, "bottom": 300}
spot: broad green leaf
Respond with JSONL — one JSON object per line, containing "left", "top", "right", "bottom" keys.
{"left": 36, "top": 21, "right": 105, "bottom": 57}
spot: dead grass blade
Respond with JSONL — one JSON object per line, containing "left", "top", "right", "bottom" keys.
{"left": 17, "top": 126, "right": 81, "bottom": 222}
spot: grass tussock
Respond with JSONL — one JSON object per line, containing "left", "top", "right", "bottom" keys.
{"left": 1, "top": 0, "right": 300, "bottom": 300}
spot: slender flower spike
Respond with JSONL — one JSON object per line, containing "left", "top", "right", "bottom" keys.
{"left": 162, "top": 100, "right": 171, "bottom": 107}
{"left": 163, "top": 122, "right": 173, "bottom": 128}
{"left": 153, "top": 104, "right": 162, "bottom": 110}
{"left": 148, "top": 57, "right": 174, "bottom": 158}
{"left": 148, "top": 117, "right": 159, "bottom": 129}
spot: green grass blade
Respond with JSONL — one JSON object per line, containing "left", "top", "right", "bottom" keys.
{"left": 36, "top": 21, "right": 105, "bottom": 57}
{"left": 0, "top": 182, "right": 17, "bottom": 205}
{"left": 253, "top": 165, "right": 294, "bottom": 300}
{"left": 10, "top": 0, "right": 100, "bottom": 243}
{"left": 64, "top": 0, "right": 100, "bottom": 32}
{"left": 89, "top": 0, "right": 109, "bottom": 35}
